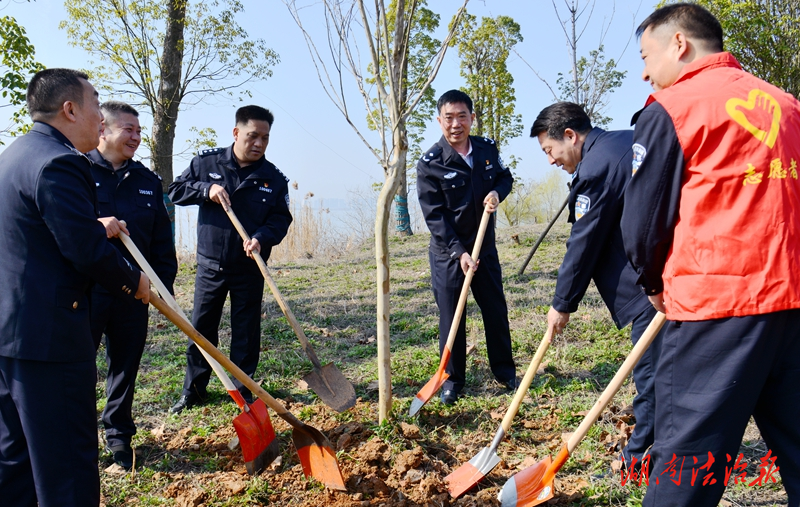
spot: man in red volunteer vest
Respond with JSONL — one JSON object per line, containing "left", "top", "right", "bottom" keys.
{"left": 622, "top": 3, "right": 800, "bottom": 506}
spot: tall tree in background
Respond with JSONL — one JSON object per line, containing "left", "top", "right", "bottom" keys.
{"left": 453, "top": 12, "right": 524, "bottom": 148}
{"left": 367, "top": 0, "right": 441, "bottom": 237}
{"left": 664, "top": 0, "right": 799, "bottom": 98}
{"left": 285, "top": 0, "right": 468, "bottom": 422}
{"left": 517, "top": 0, "right": 630, "bottom": 127}
{"left": 0, "top": 15, "right": 43, "bottom": 142}
{"left": 61, "top": 0, "right": 279, "bottom": 191}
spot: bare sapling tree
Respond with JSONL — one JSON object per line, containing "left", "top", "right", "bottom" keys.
{"left": 515, "top": 0, "right": 633, "bottom": 127}
{"left": 284, "top": 0, "right": 468, "bottom": 422}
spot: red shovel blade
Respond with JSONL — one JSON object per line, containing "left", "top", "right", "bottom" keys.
{"left": 233, "top": 399, "right": 276, "bottom": 463}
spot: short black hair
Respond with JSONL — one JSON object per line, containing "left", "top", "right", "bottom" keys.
{"left": 437, "top": 89, "right": 473, "bottom": 113}
{"left": 637, "top": 3, "right": 723, "bottom": 52}
{"left": 27, "top": 68, "right": 90, "bottom": 122}
{"left": 530, "top": 102, "right": 592, "bottom": 140}
{"left": 101, "top": 101, "right": 139, "bottom": 125}
{"left": 235, "top": 105, "right": 274, "bottom": 127}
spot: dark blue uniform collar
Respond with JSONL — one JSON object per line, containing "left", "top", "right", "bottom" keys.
{"left": 575, "top": 127, "right": 606, "bottom": 178}
{"left": 580, "top": 128, "right": 605, "bottom": 158}
{"left": 31, "top": 121, "right": 76, "bottom": 149}
{"left": 437, "top": 135, "right": 478, "bottom": 168}
{"left": 86, "top": 149, "right": 147, "bottom": 173}
{"left": 219, "top": 143, "right": 266, "bottom": 172}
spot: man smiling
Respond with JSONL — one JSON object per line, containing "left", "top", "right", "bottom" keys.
{"left": 622, "top": 4, "right": 800, "bottom": 505}
{"left": 88, "top": 101, "right": 177, "bottom": 470}
{"left": 417, "top": 89, "right": 517, "bottom": 405}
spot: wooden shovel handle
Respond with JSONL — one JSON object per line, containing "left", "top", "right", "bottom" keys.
{"left": 149, "top": 289, "right": 306, "bottom": 429}
{"left": 500, "top": 328, "right": 553, "bottom": 432}
{"left": 222, "top": 204, "right": 324, "bottom": 370}
{"left": 117, "top": 228, "right": 241, "bottom": 396}
{"left": 441, "top": 198, "right": 496, "bottom": 355}
{"left": 566, "top": 311, "right": 666, "bottom": 452}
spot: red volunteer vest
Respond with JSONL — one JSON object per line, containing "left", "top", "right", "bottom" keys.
{"left": 648, "top": 53, "right": 800, "bottom": 320}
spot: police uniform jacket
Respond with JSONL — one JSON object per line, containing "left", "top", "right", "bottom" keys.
{"left": 88, "top": 150, "right": 177, "bottom": 294}
{"left": 168, "top": 145, "right": 292, "bottom": 272}
{"left": 417, "top": 135, "right": 513, "bottom": 259}
{"left": 553, "top": 128, "right": 648, "bottom": 329}
{"left": 0, "top": 122, "right": 141, "bottom": 362}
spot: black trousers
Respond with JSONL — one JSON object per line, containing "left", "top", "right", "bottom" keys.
{"left": 642, "top": 310, "right": 800, "bottom": 507}
{"left": 623, "top": 304, "right": 664, "bottom": 464}
{"left": 91, "top": 289, "right": 149, "bottom": 447}
{"left": 0, "top": 356, "right": 100, "bottom": 507}
{"left": 182, "top": 264, "right": 264, "bottom": 398}
{"left": 429, "top": 249, "right": 515, "bottom": 392}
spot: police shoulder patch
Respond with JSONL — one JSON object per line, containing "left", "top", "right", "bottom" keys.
{"left": 498, "top": 155, "right": 507, "bottom": 171}
{"left": 199, "top": 147, "right": 224, "bottom": 157}
{"left": 421, "top": 145, "right": 442, "bottom": 163}
{"left": 632, "top": 143, "right": 647, "bottom": 176}
{"left": 274, "top": 165, "right": 290, "bottom": 182}
{"left": 575, "top": 194, "right": 591, "bottom": 220}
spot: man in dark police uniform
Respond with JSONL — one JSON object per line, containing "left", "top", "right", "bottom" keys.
{"left": 168, "top": 105, "right": 292, "bottom": 414}
{"left": 530, "top": 101, "right": 662, "bottom": 471}
{"left": 0, "top": 69, "right": 149, "bottom": 507}
{"left": 417, "top": 89, "right": 517, "bottom": 406}
{"left": 89, "top": 101, "right": 177, "bottom": 470}
{"left": 622, "top": 4, "right": 800, "bottom": 505}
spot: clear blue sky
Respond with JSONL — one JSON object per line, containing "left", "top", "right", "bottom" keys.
{"left": 0, "top": 0, "right": 655, "bottom": 201}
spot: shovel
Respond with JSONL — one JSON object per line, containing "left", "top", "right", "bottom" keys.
{"left": 498, "top": 311, "right": 666, "bottom": 507}
{"left": 446, "top": 328, "right": 553, "bottom": 497}
{"left": 117, "top": 230, "right": 278, "bottom": 475}
{"left": 409, "top": 198, "right": 496, "bottom": 417}
{"left": 222, "top": 204, "right": 356, "bottom": 413}
{"left": 149, "top": 289, "right": 346, "bottom": 490}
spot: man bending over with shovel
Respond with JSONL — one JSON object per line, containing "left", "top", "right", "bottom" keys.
{"left": 622, "top": 4, "right": 800, "bottom": 505}
{"left": 89, "top": 101, "right": 177, "bottom": 470}
{"left": 530, "top": 101, "right": 665, "bottom": 473}
{"left": 168, "top": 105, "right": 292, "bottom": 414}
{"left": 417, "top": 89, "right": 517, "bottom": 406}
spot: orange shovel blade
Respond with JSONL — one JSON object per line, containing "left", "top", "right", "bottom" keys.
{"left": 498, "top": 456, "right": 554, "bottom": 507}
{"left": 233, "top": 399, "right": 276, "bottom": 463}
{"left": 294, "top": 425, "right": 346, "bottom": 491}
{"left": 409, "top": 368, "right": 450, "bottom": 416}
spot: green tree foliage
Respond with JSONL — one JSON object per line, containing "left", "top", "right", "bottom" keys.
{"left": 0, "top": 15, "right": 43, "bottom": 141}
{"left": 557, "top": 44, "right": 625, "bottom": 127}
{"left": 60, "top": 0, "right": 279, "bottom": 189}
{"left": 517, "top": 0, "right": 629, "bottom": 128}
{"left": 663, "top": 0, "right": 800, "bottom": 98}
{"left": 366, "top": 0, "right": 442, "bottom": 236}
{"left": 452, "top": 12, "right": 523, "bottom": 148}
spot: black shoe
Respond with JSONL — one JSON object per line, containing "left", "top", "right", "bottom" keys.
{"left": 170, "top": 393, "right": 205, "bottom": 414}
{"left": 105, "top": 443, "right": 133, "bottom": 471}
{"left": 240, "top": 390, "right": 254, "bottom": 404}
{"left": 440, "top": 389, "right": 459, "bottom": 405}
{"left": 500, "top": 377, "right": 521, "bottom": 391}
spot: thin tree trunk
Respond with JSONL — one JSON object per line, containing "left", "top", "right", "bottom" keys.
{"left": 152, "top": 0, "right": 186, "bottom": 192}
{"left": 376, "top": 123, "right": 408, "bottom": 422}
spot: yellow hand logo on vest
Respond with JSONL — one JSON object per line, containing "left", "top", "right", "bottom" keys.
{"left": 725, "top": 90, "right": 782, "bottom": 149}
